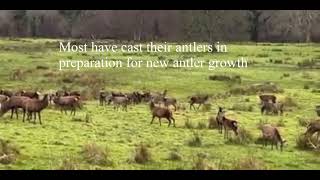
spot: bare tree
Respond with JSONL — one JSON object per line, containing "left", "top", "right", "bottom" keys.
{"left": 246, "top": 10, "right": 274, "bottom": 42}
{"left": 289, "top": 10, "right": 320, "bottom": 43}
{"left": 183, "top": 10, "right": 227, "bottom": 51}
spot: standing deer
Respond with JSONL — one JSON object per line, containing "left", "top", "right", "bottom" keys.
{"left": 149, "top": 101, "right": 175, "bottom": 127}
{"left": 261, "top": 124, "right": 286, "bottom": 151}
{"left": 216, "top": 107, "right": 225, "bottom": 134}
{"left": 222, "top": 116, "right": 238, "bottom": 139}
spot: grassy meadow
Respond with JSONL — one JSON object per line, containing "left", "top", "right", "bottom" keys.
{"left": 0, "top": 38, "right": 320, "bottom": 170}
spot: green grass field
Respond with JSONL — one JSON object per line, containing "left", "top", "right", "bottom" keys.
{"left": 0, "top": 38, "right": 320, "bottom": 170}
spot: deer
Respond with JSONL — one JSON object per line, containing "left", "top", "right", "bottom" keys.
{"left": 149, "top": 101, "right": 175, "bottom": 127}
{"left": 261, "top": 124, "right": 286, "bottom": 151}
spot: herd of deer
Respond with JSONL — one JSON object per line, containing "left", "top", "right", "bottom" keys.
{"left": 0, "top": 88, "right": 319, "bottom": 152}
{"left": 0, "top": 89, "right": 81, "bottom": 124}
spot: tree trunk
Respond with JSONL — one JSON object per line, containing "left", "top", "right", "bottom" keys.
{"left": 305, "top": 24, "right": 312, "bottom": 43}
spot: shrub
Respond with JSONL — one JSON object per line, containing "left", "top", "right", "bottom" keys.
{"left": 62, "top": 77, "right": 73, "bottom": 84}
{"left": 271, "top": 48, "right": 282, "bottom": 52}
{"left": 280, "top": 96, "right": 297, "bottom": 107}
{"left": 282, "top": 73, "right": 290, "bottom": 78}
{"left": 274, "top": 59, "right": 283, "bottom": 64}
{"left": 227, "top": 127, "right": 253, "bottom": 145}
{"left": 58, "top": 155, "right": 80, "bottom": 170}
{"left": 312, "top": 89, "right": 320, "bottom": 93}
{"left": 158, "top": 55, "right": 165, "bottom": 60}
{"left": 231, "top": 103, "right": 253, "bottom": 112}
{"left": 295, "top": 132, "right": 320, "bottom": 151}
{"left": 277, "top": 118, "right": 286, "bottom": 127}
{"left": 208, "top": 75, "right": 241, "bottom": 83}
{"left": 229, "top": 82, "right": 283, "bottom": 95}
{"left": 10, "top": 69, "right": 24, "bottom": 81}
{"left": 167, "top": 149, "right": 183, "bottom": 161}
{"left": 256, "top": 54, "right": 269, "bottom": 58}
{"left": 185, "top": 119, "right": 195, "bottom": 129}
{"left": 81, "top": 143, "right": 112, "bottom": 166}
{"left": 36, "top": 65, "right": 49, "bottom": 70}
{"left": 208, "top": 116, "right": 219, "bottom": 129}
{"left": 301, "top": 72, "right": 312, "bottom": 79}
{"left": 0, "top": 139, "right": 20, "bottom": 165}
{"left": 192, "top": 153, "right": 217, "bottom": 170}
{"left": 298, "top": 117, "right": 312, "bottom": 127}
{"left": 202, "top": 103, "right": 212, "bottom": 112}
{"left": 296, "top": 133, "right": 316, "bottom": 150}
{"left": 187, "top": 132, "right": 202, "bottom": 147}
{"left": 233, "top": 156, "right": 266, "bottom": 170}
{"left": 297, "top": 59, "right": 319, "bottom": 68}
{"left": 134, "top": 143, "right": 152, "bottom": 164}
{"left": 197, "top": 121, "right": 207, "bottom": 129}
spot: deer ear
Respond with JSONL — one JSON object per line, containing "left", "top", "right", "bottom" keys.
{"left": 36, "top": 91, "right": 41, "bottom": 96}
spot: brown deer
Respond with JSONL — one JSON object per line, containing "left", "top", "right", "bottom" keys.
{"left": 22, "top": 94, "right": 49, "bottom": 124}
{"left": 149, "top": 101, "right": 175, "bottom": 127}
{"left": 261, "top": 101, "right": 284, "bottom": 116}
{"left": 261, "top": 124, "right": 286, "bottom": 151}
{"left": 216, "top": 107, "right": 225, "bottom": 134}
{"left": 189, "top": 95, "right": 209, "bottom": 110}
{"left": 222, "top": 116, "right": 238, "bottom": 139}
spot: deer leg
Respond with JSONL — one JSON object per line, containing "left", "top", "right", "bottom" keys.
{"left": 10, "top": 109, "right": 14, "bottom": 119}
{"left": 159, "top": 118, "right": 162, "bottom": 126}
{"left": 171, "top": 117, "right": 176, "bottom": 127}
{"left": 197, "top": 104, "right": 201, "bottom": 110}
{"left": 15, "top": 109, "right": 19, "bottom": 119}
{"left": 261, "top": 106, "right": 265, "bottom": 115}
{"left": 174, "top": 104, "right": 177, "bottom": 111}
{"left": 150, "top": 116, "right": 155, "bottom": 125}
{"left": 38, "top": 112, "right": 42, "bottom": 125}
{"left": 22, "top": 109, "right": 26, "bottom": 122}
{"left": 167, "top": 117, "right": 171, "bottom": 127}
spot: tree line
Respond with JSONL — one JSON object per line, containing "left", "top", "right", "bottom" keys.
{"left": 0, "top": 10, "right": 319, "bottom": 42}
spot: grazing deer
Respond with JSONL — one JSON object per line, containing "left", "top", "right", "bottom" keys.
{"left": 261, "top": 124, "right": 286, "bottom": 151}
{"left": 222, "top": 116, "right": 238, "bottom": 139}
{"left": 261, "top": 101, "right": 284, "bottom": 116}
